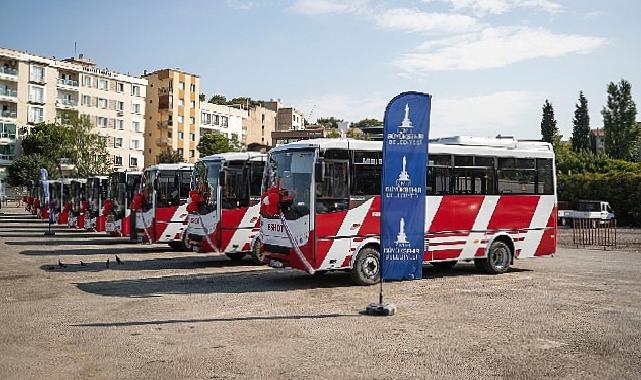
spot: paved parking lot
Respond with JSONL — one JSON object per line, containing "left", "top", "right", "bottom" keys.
{"left": 1, "top": 209, "right": 640, "bottom": 379}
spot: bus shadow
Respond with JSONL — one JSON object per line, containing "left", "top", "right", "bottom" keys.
{"left": 24, "top": 246, "right": 174, "bottom": 257}
{"left": 422, "top": 263, "right": 532, "bottom": 279}
{"left": 73, "top": 313, "right": 360, "bottom": 328}
{"left": 43, "top": 255, "right": 257, "bottom": 273}
{"left": 5, "top": 238, "right": 137, "bottom": 246}
{"left": 76, "top": 269, "right": 355, "bottom": 298}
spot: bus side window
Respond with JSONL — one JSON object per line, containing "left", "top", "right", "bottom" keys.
{"left": 497, "top": 158, "right": 536, "bottom": 194}
{"left": 351, "top": 151, "right": 381, "bottom": 196}
{"left": 536, "top": 158, "right": 554, "bottom": 195}
{"left": 249, "top": 162, "right": 265, "bottom": 197}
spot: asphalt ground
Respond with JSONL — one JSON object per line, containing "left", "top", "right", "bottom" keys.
{"left": 1, "top": 208, "right": 640, "bottom": 379}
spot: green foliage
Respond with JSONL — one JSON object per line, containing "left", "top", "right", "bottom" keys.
{"left": 6, "top": 154, "right": 58, "bottom": 187}
{"left": 316, "top": 117, "right": 343, "bottom": 130}
{"left": 351, "top": 118, "right": 383, "bottom": 129}
{"left": 324, "top": 128, "right": 341, "bottom": 138}
{"left": 199, "top": 93, "right": 206, "bottom": 102}
{"left": 558, "top": 172, "right": 641, "bottom": 226}
{"left": 571, "top": 91, "right": 590, "bottom": 152}
{"left": 197, "top": 132, "right": 242, "bottom": 157}
{"left": 208, "top": 95, "right": 262, "bottom": 108}
{"left": 540, "top": 99, "right": 559, "bottom": 145}
{"left": 9, "top": 115, "right": 110, "bottom": 186}
{"left": 156, "top": 149, "right": 183, "bottom": 164}
{"left": 556, "top": 144, "right": 641, "bottom": 175}
{"left": 602, "top": 79, "right": 639, "bottom": 160}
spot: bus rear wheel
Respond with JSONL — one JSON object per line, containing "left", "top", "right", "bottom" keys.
{"left": 475, "top": 241, "right": 512, "bottom": 274}
{"left": 351, "top": 247, "right": 380, "bottom": 286}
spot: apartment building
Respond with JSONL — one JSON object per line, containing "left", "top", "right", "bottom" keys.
{"left": 0, "top": 47, "right": 147, "bottom": 178}
{"left": 143, "top": 69, "right": 200, "bottom": 166}
{"left": 243, "top": 104, "right": 277, "bottom": 146}
{"left": 199, "top": 102, "right": 246, "bottom": 143}
{"left": 263, "top": 100, "right": 306, "bottom": 131}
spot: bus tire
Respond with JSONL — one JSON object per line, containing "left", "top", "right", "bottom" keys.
{"left": 475, "top": 241, "right": 512, "bottom": 274}
{"left": 351, "top": 247, "right": 380, "bottom": 286}
{"left": 226, "top": 252, "right": 246, "bottom": 262}
{"left": 432, "top": 261, "right": 457, "bottom": 270}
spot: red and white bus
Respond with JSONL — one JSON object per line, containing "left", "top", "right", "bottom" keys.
{"left": 133, "top": 163, "right": 193, "bottom": 249}
{"left": 85, "top": 176, "right": 109, "bottom": 231}
{"left": 187, "top": 152, "right": 266, "bottom": 262}
{"left": 68, "top": 179, "right": 87, "bottom": 229}
{"left": 259, "top": 137, "right": 557, "bottom": 285}
{"left": 105, "top": 171, "right": 142, "bottom": 236}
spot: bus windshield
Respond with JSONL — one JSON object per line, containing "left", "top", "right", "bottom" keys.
{"left": 155, "top": 170, "right": 191, "bottom": 208}
{"left": 110, "top": 172, "right": 127, "bottom": 218}
{"left": 263, "top": 149, "right": 314, "bottom": 219}
{"left": 70, "top": 181, "right": 84, "bottom": 212}
{"left": 194, "top": 160, "right": 220, "bottom": 214}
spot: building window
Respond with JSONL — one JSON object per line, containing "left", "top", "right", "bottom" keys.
{"left": 28, "top": 106, "right": 44, "bottom": 123}
{"left": 178, "top": 98, "right": 184, "bottom": 107}
{"left": 114, "top": 137, "right": 123, "bottom": 148}
{"left": 116, "top": 101, "right": 124, "bottom": 111}
{"left": 82, "top": 95, "right": 91, "bottom": 106}
{"left": 177, "top": 115, "right": 184, "bottom": 123}
{"left": 189, "top": 84, "right": 195, "bottom": 92}
{"left": 132, "top": 121, "right": 142, "bottom": 133}
{"left": 189, "top": 150, "right": 195, "bottom": 158}
{"left": 114, "top": 119, "right": 124, "bottom": 130}
{"left": 116, "top": 82, "right": 124, "bottom": 93}
{"left": 177, "top": 148, "right": 184, "bottom": 156}
{"left": 213, "top": 115, "right": 219, "bottom": 125}
{"left": 98, "top": 135, "right": 108, "bottom": 145}
{"left": 132, "top": 103, "right": 141, "bottom": 114}
{"left": 132, "top": 85, "right": 141, "bottom": 97}
{"left": 29, "top": 65, "right": 45, "bottom": 82}
{"left": 190, "top": 100, "right": 195, "bottom": 108}
{"left": 179, "top": 81, "right": 185, "bottom": 90}
{"left": 29, "top": 85, "right": 44, "bottom": 103}
{"left": 178, "top": 132, "right": 184, "bottom": 140}
{"left": 231, "top": 133, "right": 238, "bottom": 141}
{"left": 98, "top": 98, "right": 108, "bottom": 109}
{"left": 97, "top": 116, "right": 108, "bottom": 128}
{"left": 130, "top": 139, "right": 141, "bottom": 150}
{"left": 98, "top": 79, "right": 108, "bottom": 90}
{"left": 189, "top": 133, "right": 195, "bottom": 141}
{"left": 221, "top": 116, "right": 228, "bottom": 127}
{"left": 189, "top": 116, "right": 195, "bottom": 125}
{"left": 201, "top": 112, "right": 211, "bottom": 124}
{"left": 129, "top": 156, "right": 138, "bottom": 167}
{"left": 82, "top": 75, "right": 92, "bottom": 87}
{"left": 113, "top": 156, "right": 123, "bottom": 166}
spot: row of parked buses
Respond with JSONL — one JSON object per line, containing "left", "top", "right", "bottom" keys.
{"left": 22, "top": 136, "right": 558, "bottom": 285}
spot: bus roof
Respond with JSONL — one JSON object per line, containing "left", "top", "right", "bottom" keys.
{"left": 144, "top": 163, "right": 194, "bottom": 172}
{"left": 199, "top": 152, "right": 267, "bottom": 163}
{"left": 271, "top": 137, "right": 554, "bottom": 158}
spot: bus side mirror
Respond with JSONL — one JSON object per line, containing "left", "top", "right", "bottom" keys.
{"left": 315, "top": 162, "right": 324, "bottom": 183}
{"left": 219, "top": 171, "right": 226, "bottom": 187}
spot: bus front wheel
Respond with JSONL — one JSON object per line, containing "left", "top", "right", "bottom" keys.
{"left": 475, "top": 241, "right": 512, "bottom": 274}
{"left": 351, "top": 247, "right": 380, "bottom": 286}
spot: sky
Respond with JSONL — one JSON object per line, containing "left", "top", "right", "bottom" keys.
{"left": 1, "top": 0, "right": 639, "bottom": 139}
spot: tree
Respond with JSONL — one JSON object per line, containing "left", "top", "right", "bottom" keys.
{"left": 316, "top": 117, "right": 343, "bottom": 130}
{"left": 602, "top": 79, "right": 639, "bottom": 160}
{"left": 197, "top": 132, "right": 242, "bottom": 156}
{"left": 572, "top": 91, "right": 591, "bottom": 152}
{"left": 157, "top": 149, "right": 183, "bottom": 164}
{"left": 13, "top": 114, "right": 110, "bottom": 184}
{"left": 199, "top": 93, "right": 206, "bottom": 102}
{"left": 351, "top": 118, "right": 383, "bottom": 129}
{"left": 208, "top": 95, "right": 228, "bottom": 105}
{"left": 540, "top": 99, "right": 559, "bottom": 145}
{"left": 6, "top": 154, "right": 58, "bottom": 187}
{"left": 228, "top": 97, "right": 262, "bottom": 108}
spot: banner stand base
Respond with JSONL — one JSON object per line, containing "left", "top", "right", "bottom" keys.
{"left": 43, "top": 231, "right": 56, "bottom": 236}
{"left": 361, "top": 303, "right": 396, "bottom": 317}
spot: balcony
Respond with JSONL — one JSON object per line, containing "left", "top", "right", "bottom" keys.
{"left": 28, "top": 115, "right": 45, "bottom": 124}
{"left": 56, "top": 98, "right": 78, "bottom": 109}
{"left": 0, "top": 66, "right": 18, "bottom": 81}
{"left": 0, "top": 87, "right": 17, "bottom": 101}
{"left": 0, "top": 154, "right": 15, "bottom": 162}
{"left": 57, "top": 78, "right": 79, "bottom": 89}
{"left": 158, "top": 95, "right": 172, "bottom": 110}
{"left": 0, "top": 109, "right": 17, "bottom": 120}
{"left": 157, "top": 119, "right": 173, "bottom": 128}
{"left": 156, "top": 137, "right": 172, "bottom": 146}
{"left": 28, "top": 95, "right": 45, "bottom": 104}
